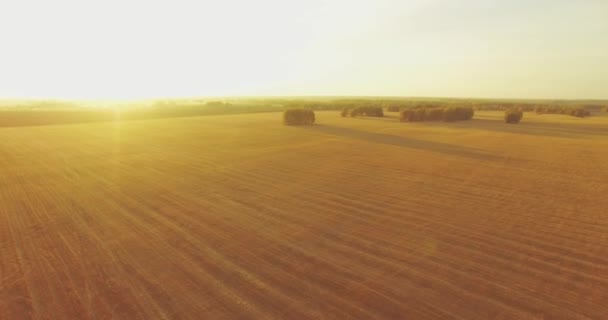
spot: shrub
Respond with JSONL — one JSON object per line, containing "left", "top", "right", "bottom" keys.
{"left": 518, "top": 105, "right": 535, "bottom": 112}
{"left": 386, "top": 106, "right": 400, "bottom": 112}
{"left": 535, "top": 105, "right": 592, "bottom": 118}
{"left": 473, "top": 103, "right": 533, "bottom": 112}
{"left": 504, "top": 109, "right": 523, "bottom": 124}
{"left": 366, "top": 106, "right": 384, "bottom": 117}
{"left": 443, "top": 107, "right": 458, "bottom": 122}
{"left": 443, "top": 107, "right": 474, "bottom": 122}
{"left": 414, "top": 108, "right": 426, "bottom": 121}
{"left": 569, "top": 108, "right": 587, "bottom": 118}
{"left": 399, "top": 108, "right": 425, "bottom": 121}
{"left": 399, "top": 109, "right": 416, "bottom": 122}
{"left": 340, "top": 107, "right": 351, "bottom": 117}
{"left": 349, "top": 106, "right": 384, "bottom": 117}
{"left": 535, "top": 106, "right": 545, "bottom": 114}
{"left": 424, "top": 108, "right": 444, "bottom": 121}
{"left": 458, "top": 107, "right": 475, "bottom": 120}
{"left": 283, "top": 109, "right": 315, "bottom": 125}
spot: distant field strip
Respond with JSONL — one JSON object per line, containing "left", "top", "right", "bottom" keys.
{"left": 2, "top": 111, "right": 608, "bottom": 319}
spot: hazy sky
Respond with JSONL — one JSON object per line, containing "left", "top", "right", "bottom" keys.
{"left": 1, "top": 0, "right": 607, "bottom": 99}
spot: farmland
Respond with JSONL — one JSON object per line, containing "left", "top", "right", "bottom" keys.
{"left": 2, "top": 110, "right": 608, "bottom": 319}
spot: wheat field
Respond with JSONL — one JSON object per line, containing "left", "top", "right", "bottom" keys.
{"left": 1, "top": 111, "right": 608, "bottom": 319}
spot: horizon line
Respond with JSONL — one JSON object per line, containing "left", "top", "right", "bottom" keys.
{"left": 1, "top": 95, "right": 607, "bottom": 103}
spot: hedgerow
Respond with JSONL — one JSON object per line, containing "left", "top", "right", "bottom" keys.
{"left": 399, "top": 106, "right": 474, "bottom": 122}
{"left": 535, "top": 106, "right": 591, "bottom": 118}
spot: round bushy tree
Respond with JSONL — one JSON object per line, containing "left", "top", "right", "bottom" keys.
{"left": 283, "top": 109, "right": 316, "bottom": 125}
{"left": 504, "top": 109, "right": 523, "bottom": 124}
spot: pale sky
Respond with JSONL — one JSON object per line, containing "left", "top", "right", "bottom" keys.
{"left": 0, "top": 0, "right": 607, "bottom": 100}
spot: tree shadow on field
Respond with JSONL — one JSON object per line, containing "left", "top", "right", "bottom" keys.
{"left": 305, "top": 124, "right": 501, "bottom": 161}
{"left": 349, "top": 114, "right": 400, "bottom": 122}
{"left": 460, "top": 118, "right": 608, "bottom": 139}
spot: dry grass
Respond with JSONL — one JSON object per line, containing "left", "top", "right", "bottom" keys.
{"left": 1, "top": 111, "right": 608, "bottom": 319}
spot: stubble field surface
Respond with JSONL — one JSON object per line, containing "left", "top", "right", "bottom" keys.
{"left": 2, "top": 111, "right": 608, "bottom": 319}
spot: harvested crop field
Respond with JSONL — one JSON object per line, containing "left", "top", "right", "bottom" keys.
{"left": 2, "top": 111, "right": 608, "bottom": 319}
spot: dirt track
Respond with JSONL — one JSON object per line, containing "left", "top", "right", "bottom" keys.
{"left": 2, "top": 111, "right": 608, "bottom": 319}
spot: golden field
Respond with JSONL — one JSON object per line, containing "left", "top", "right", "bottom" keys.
{"left": 1, "top": 111, "right": 608, "bottom": 319}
